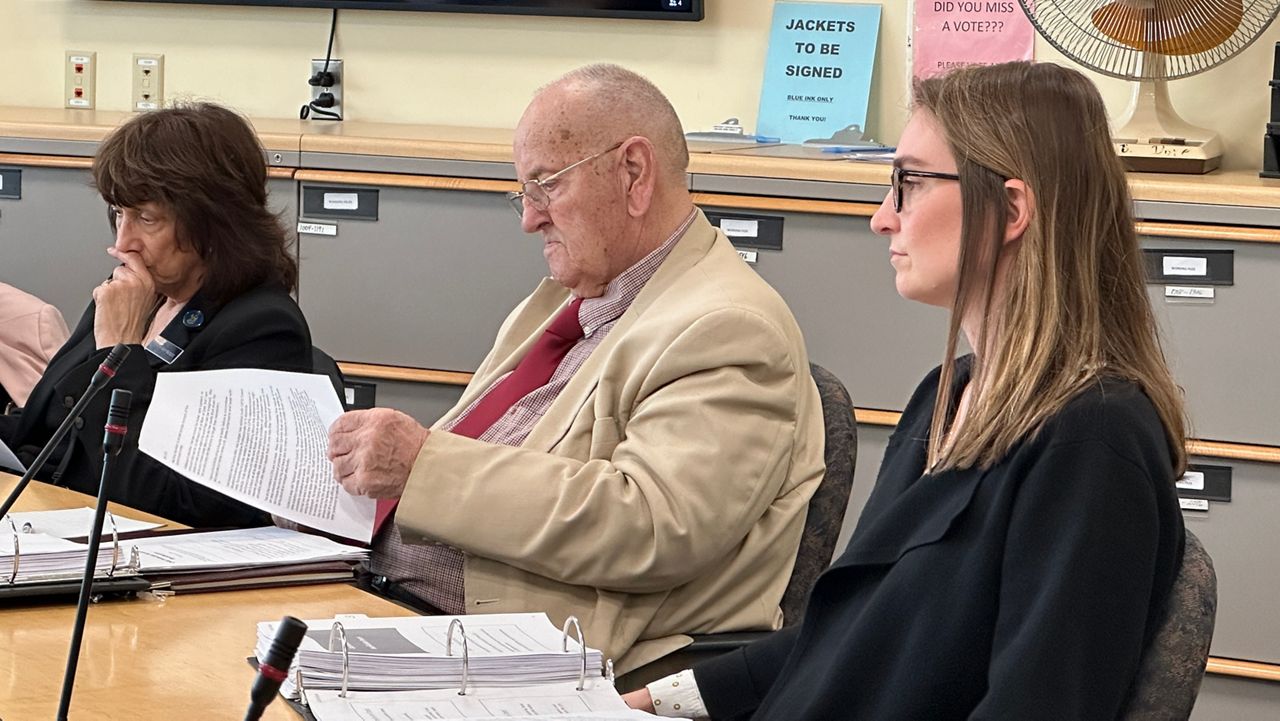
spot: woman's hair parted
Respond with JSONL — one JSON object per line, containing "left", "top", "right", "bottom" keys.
{"left": 92, "top": 102, "right": 298, "bottom": 303}
{"left": 912, "top": 61, "right": 1186, "bottom": 475}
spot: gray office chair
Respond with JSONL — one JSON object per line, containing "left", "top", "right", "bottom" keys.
{"left": 1118, "top": 528, "right": 1217, "bottom": 721}
{"left": 619, "top": 363, "right": 857, "bottom": 689}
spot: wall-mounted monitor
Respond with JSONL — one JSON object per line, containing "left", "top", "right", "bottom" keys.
{"left": 105, "top": 1, "right": 704, "bottom": 21}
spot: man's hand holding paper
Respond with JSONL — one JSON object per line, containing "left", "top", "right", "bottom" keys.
{"left": 328, "top": 408, "right": 430, "bottom": 500}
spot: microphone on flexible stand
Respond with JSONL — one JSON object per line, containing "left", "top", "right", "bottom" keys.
{"left": 245, "top": 616, "right": 309, "bottom": 721}
{"left": 56, "top": 388, "right": 132, "bottom": 721}
{"left": 0, "top": 344, "right": 131, "bottom": 519}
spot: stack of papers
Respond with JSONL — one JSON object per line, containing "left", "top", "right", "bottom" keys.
{"left": 0, "top": 532, "right": 128, "bottom": 584}
{"left": 132, "top": 526, "right": 368, "bottom": 593}
{"left": 257, "top": 613, "right": 606, "bottom": 698}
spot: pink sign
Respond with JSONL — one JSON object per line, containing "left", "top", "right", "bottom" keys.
{"left": 913, "top": 0, "right": 1035, "bottom": 79}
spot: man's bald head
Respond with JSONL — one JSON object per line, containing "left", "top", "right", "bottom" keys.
{"left": 518, "top": 64, "right": 689, "bottom": 182}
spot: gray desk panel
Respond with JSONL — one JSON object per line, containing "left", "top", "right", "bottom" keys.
{"left": 1141, "top": 235, "right": 1280, "bottom": 446}
{"left": 691, "top": 173, "right": 886, "bottom": 203}
{"left": 1191, "top": 674, "right": 1280, "bottom": 721}
{"left": 700, "top": 205, "right": 949, "bottom": 411}
{"left": 1136, "top": 199, "right": 1280, "bottom": 228}
{"left": 0, "top": 137, "right": 99, "bottom": 157}
{"left": 302, "top": 153, "right": 516, "bottom": 180}
{"left": 0, "top": 165, "right": 114, "bottom": 322}
{"left": 1185, "top": 456, "right": 1280, "bottom": 664}
{"left": 297, "top": 182, "right": 547, "bottom": 370}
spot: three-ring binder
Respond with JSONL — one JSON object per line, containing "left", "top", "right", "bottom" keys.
{"left": 285, "top": 613, "right": 616, "bottom": 702}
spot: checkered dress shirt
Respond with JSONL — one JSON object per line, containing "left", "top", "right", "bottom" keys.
{"left": 368, "top": 209, "right": 697, "bottom": 613}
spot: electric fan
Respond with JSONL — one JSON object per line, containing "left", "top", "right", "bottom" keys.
{"left": 1019, "top": 0, "right": 1280, "bottom": 173}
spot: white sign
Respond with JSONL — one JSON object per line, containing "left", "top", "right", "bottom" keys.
{"left": 1179, "top": 498, "right": 1210, "bottom": 512}
{"left": 297, "top": 222, "right": 338, "bottom": 236}
{"left": 737, "top": 249, "right": 759, "bottom": 264}
{"left": 323, "top": 192, "right": 359, "bottom": 211}
{"left": 1163, "top": 256, "right": 1208, "bottom": 276}
{"left": 1176, "top": 471, "right": 1205, "bottom": 491}
{"left": 68, "top": 98, "right": 90, "bottom": 108}
{"left": 1165, "top": 286, "right": 1214, "bottom": 300}
{"left": 721, "top": 219, "right": 760, "bottom": 238}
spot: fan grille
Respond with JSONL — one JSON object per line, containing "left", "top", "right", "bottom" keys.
{"left": 1019, "top": 0, "right": 1280, "bottom": 80}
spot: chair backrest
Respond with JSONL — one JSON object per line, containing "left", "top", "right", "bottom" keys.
{"left": 779, "top": 363, "right": 857, "bottom": 626}
{"left": 1118, "top": 528, "right": 1217, "bottom": 721}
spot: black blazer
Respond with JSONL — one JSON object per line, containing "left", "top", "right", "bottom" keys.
{"left": 695, "top": 360, "right": 1185, "bottom": 721}
{"left": 0, "top": 283, "right": 312, "bottom": 528}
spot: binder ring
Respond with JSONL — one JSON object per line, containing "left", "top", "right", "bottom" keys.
{"left": 106, "top": 512, "right": 120, "bottom": 577}
{"left": 5, "top": 517, "right": 19, "bottom": 585}
{"left": 294, "top": 665, "right": 308, "bottom": 706}
{"left": 561, "top": 616, "right": 587, "bottom": 691}
{"left": 446, "top": 618, "right": 470, "bottom": 696}
{"left": 328, "top": 621, "right": 351, "bottom": 698}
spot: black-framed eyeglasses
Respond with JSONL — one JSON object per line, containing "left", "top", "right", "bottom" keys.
{"left": 507, "top": 141, "right": 625, "bottom": 218}
{"left": 890, "top": 166, "right": 961, "bottom": 213}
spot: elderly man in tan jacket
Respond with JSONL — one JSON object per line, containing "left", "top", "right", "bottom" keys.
{"left": 0, "top": 283, "right": 69, "bottom": 409}
{"left": 327, "top": 64, "right": 825, "bottom": 674}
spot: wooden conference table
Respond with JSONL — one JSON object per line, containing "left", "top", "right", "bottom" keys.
{"left": 0, "top": 473, "right": 415, "bottom": 720}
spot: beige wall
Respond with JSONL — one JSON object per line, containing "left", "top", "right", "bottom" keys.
{"left": 2, "top": 0, "right": 1277, "bottom": 170}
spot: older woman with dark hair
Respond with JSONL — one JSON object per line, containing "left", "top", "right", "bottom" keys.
{"left": 0, "top": 102, "right": 312, "bottom": 528}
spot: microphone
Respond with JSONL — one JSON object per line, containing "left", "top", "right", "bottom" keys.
{"left": 57, "top": 389, "right": 132, "bottom": 721}
{"left": 0, "top": 344, "right": 131, "bottom": 519}
{"left": 245, "top": 616, "right": 309, "bottom": 721}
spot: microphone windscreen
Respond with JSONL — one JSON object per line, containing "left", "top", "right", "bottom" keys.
{"left": 103, "top": 344, "right": 131, "bottom": 373}
{"left": 262, "top": 616, "right": 308, "bottom": 671}
{"left": 106, "top": 389, "right": 133, "bottom": 428}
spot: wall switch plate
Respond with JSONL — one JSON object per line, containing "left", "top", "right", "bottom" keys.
{"left": 65, "top": 51, "right": 96, "bottom": 109}
{"left": 132, "top": 54, "right": 165, "bottom": 111}
{"left": 308, "top": 58, "right": 343, "bottom": 121}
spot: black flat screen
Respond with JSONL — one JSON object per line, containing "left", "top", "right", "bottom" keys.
{"left": 104, "top": 0, "right": 703, "bottom": 21}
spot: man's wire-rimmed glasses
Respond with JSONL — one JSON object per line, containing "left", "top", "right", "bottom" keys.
{"left": 507, "top": 141, "right": 625, "bottom": 218}
{"left": 891, "top": 166, "right": 961, "bottom": 213}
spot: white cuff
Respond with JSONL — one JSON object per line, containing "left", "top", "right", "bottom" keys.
{"left": 645, "top": 669, "right": 708, "bottom": 719}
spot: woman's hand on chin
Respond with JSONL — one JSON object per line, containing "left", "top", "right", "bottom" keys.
{"left": 93, "top": 248, "right": 158, "bottom": 349}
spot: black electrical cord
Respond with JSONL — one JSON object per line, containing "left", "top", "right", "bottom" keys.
{"left": 301, "top": 8, "right": 341, "bottom": 120}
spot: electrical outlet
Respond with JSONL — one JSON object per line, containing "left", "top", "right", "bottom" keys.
{"left": 132, "top": 54, "right": 165, "bottom": 111}
{"left": 308, "top": 58, "right": 343, "bottom": 121}
{"left": 64, "top": 51, "right": 96, "bottom": 110}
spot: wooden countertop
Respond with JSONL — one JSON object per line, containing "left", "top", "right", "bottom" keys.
{"left": 4, "top": 106, "right": 1280, "bottom": 208}
{"left": 0, "top": 472, "right": 415, "bottom": 719}
{"left": 0, "top": 105, "right": 307, "bottom": 153}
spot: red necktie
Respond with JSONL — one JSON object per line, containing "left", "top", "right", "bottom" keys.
{"left": 372, "top": 297, "right": 585, "bottom": 535}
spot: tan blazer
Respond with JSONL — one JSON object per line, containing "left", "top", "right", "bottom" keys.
{"left": 0, "top": 283, "right": 69, "bottom": 407}
{"left": 397, "top": 212, "right": 826, "bottom": 673}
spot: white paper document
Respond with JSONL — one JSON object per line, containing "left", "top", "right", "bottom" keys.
{"left": 129, "top": 526, "right": 367, "bottom": 572}
{"left": 139, "top": 369, "right": 374, "bottom": 542}
{"left": 4, "top": 508, "right": 163, "bottom": 539}
{"left": 0, "top": 436, "right": 26, "bottom": 474}
{"left": 305, "top": 681, "right": 641, "bottom": 721}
